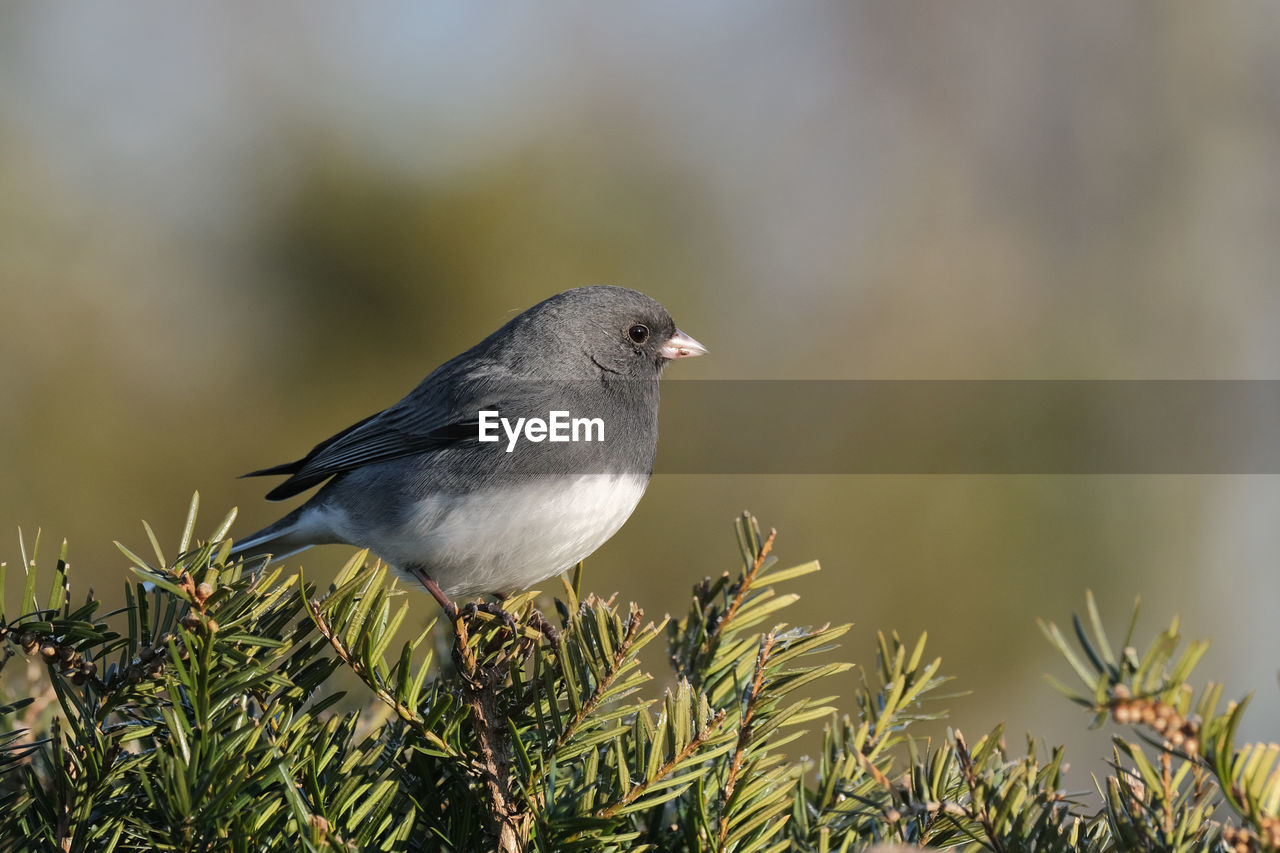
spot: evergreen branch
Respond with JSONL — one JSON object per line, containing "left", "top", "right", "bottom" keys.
{"left": 954, "top": 730, "right": 1008, "bottom": 853}
{"left": 446, "top": 596, "right": 545, "bottom": 852}
{"left": 305, "top": 595, "right": 458, "bottom": 761}
{"left": 717, "top": 528, "right": 776, "bottom": 639}
{"left": 695, "top": 528, "right": 776, "bottom": 677}
{"left": 527, "top": 606, "right": 645, "bottom": 790}
{"left": 461, "top": 653, "right": 531, "bottom": 853}
{"left": 597, "top": 707, "right": 727, "bottom": 819}
{"left": 10, "top": 498, "right": 1277, "bottom": 852}
{"left": 717, "top": 629, "right": 775, "bottom": 850}
{"left": 450, "top": 611, "right": 480, "bottom": 679}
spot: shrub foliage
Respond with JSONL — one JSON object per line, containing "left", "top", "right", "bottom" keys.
{"left": 0, "top": 496, "right": 1276, "bottom": 851}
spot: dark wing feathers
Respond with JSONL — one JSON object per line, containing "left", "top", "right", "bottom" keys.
{"left": 242, "top": 351, "right": 541, "bottom": 501}
{"left": 241, "top": 411, "right": 383, "bottom": 480}
{"left": 242, "top": 404, "right": 479, "bottom": 501}
{"left": 240, "top": 459, "right": 304, "bottom": 479}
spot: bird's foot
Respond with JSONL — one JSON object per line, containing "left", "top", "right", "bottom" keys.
{"left": 410, "top": 565, "right": 559, "bottom": 651}
{"left": 462, "top": 600, "right": 519, "bottom": 632}
{"left": 462, "top": 599, "right": 560, "bottom": 650}
{"left": 527, "top": 608, "right": 561, "bottom": 651}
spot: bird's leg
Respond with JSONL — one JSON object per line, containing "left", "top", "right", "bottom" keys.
{"left": 406, "top": 565, "right": 459, "bottom": 622}
{"left": 405, "top": 566, "right": 483, "bottom": 675}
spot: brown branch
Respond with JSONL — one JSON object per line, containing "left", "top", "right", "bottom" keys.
{"left": 692, "top": 529, "right": 776, "bottom": 679}
{"left": 597, "top": 707, "right": 728, "bottom": 819}
{"left": 312, "top": 589, "right": 535, "bottom": 850}
{"left": 527, "top": 609, "right": 645, "bottom": 790}
{"left": 463, "top": 659, "right": 531, "bottom": 853}
{"left": 954, "top": 731, "right": 1008, "bottom": 853}
{"left": 451, "top": 611, "right": 478, "bottom": 677}
{"left": 722, "top": 528, "right": 776, "bottom": 629}
{"left": 717, "top": 631, "right": 776, "bottom": 850}
{"left": 306, "top": 597, "right": 458, "bottom": 759}
{"left": 1160, "top": 750, "right": 1174, "bottom": 838}
{"left": 55, "top": 752, "right": 71, "bottom": 852}
{"left": 448, "top": 603, "right": 545, "bottom": 852}
{"left": 852, "top": 745, "right": 895, "bottom": 790}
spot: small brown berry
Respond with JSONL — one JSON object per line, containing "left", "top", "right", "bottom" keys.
{"left": 40, "top": 643, "right": 58, "bottom": 661}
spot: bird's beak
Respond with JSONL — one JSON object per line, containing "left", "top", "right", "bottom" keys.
{"left": 659, "top": 329, "right": 708, "bottom": 360}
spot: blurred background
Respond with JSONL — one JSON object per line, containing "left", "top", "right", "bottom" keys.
{"left": 3, "top": 2, "right": 1279, "bottom": 782}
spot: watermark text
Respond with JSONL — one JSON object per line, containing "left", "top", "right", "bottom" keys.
{"left": 478, "top": 410, "right": 605, "bottom": 452}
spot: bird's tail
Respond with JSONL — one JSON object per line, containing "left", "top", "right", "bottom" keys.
{"left": 229, "top": 505, "right": 317, "bottom": 565}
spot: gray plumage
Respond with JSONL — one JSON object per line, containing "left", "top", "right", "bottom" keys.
{"left": 231, "top": 285, "right": 706, "bottom": 601}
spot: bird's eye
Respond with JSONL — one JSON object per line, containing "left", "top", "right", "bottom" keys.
{"left": 627, "top": 324, "right": 650, "bottom": 345}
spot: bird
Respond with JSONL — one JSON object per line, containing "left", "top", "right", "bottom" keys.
{"left": 230, "top": 285, "right": 706, "bottom": 618}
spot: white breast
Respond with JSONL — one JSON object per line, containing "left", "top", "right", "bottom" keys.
{"left": 353, "top": 473, "right": 649, "bottom": 597}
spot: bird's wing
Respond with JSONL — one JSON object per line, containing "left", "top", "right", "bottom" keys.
{"left": 238, "top": 352, "right": 517, "bottom": 505}
{"left": 242, "top": 400, "right": 482, "bottom": 501}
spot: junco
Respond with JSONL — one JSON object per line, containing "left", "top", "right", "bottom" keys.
{"left": 231, "top": 285, "right": 706, "bottom": 616}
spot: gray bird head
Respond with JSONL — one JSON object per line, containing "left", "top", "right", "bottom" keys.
{"left": 491, "top": 285, "right": 707, "bottom": 379}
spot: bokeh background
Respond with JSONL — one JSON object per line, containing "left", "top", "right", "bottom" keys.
{"left": 4, "top": 3, "right": 1279, "bottom": 783}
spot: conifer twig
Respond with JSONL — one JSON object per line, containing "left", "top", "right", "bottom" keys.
{"left": 717, "top": 629, "right": 776, "bottom": 850}
{"left": 306, "top": 597, "right": 459, "bottom": 759}
{"left": 450, "top": 605, "right": 540, "bottom": 852}
{"left": 462, "top": 655, "right": 530, "bottom": 853}
{"left": 955, "top": 731, "right": 1007, "bottom": 853}
{"left": 713, "top": 529, "right": 776, "bottom": 645}
{"left": 597, "top": 708, "right": 728, "bottom": 819}
{"left": 686, "top": 528, "right": 776, "bottom": 682}
{"left": 527, "top": 608, "right": 645, "bottom": 789}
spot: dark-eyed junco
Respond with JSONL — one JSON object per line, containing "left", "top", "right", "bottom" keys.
{"left": 231, "top": 285, "right": 706, "bottom": 615}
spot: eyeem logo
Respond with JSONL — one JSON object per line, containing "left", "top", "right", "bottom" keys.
{"left": 478, "top": 410, "right": 605, "bottom": 452}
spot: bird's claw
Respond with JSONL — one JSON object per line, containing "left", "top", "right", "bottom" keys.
{"left": 462, "top": 600, "right": 518, "bottom": 632}
{"left": 457, "top": 600, "right": 561, "bottom": 650}
{"left": 528, "top": 608, "right": 561, "bottom": 651}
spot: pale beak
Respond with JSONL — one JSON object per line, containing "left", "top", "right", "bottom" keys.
{"left": 659, "top": 328, "right": 708, "bottom": 359}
